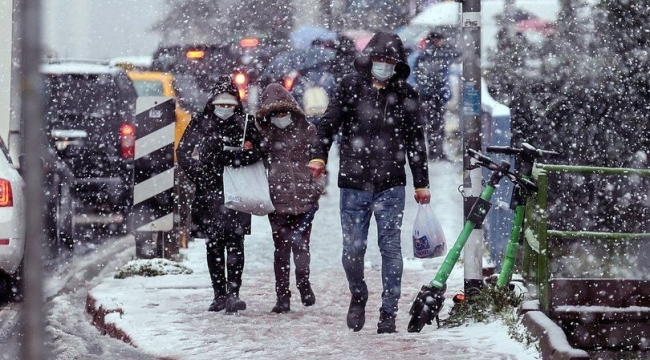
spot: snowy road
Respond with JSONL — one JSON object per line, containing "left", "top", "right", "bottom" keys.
{"left": 43, "top": 236, "right": 159, "bottom": 360}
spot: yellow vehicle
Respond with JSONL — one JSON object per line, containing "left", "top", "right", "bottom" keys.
{"left": 125, "top": 70, "right": 192, "bottom": 151}
{"left": 125, "top": 69, "right": 193, "bottom": 248}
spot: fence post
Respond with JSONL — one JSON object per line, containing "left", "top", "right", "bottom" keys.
{"left": 536, "top": 171, "right": 550, "bottom": 314}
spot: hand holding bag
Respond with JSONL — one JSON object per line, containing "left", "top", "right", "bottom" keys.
{"left": 223, "top": 116, "right": 275, "bottom": 216}
{"left": 412, "top": 203, "right": 447, "bottom": 258}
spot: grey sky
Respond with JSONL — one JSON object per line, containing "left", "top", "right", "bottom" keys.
{"left": 43, "top": 0, "right": 166, "bottom": 59}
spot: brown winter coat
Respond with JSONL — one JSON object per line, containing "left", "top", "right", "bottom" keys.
{"left": 256, "top": 83, "right": 325, "bottom": 215}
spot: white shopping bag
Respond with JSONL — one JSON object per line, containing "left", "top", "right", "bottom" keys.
{"left": 222, "top": 115, "right": 275, "bottom": 216}
{"left": 223, "top": 160, "right": 275, "bottom": 216}
{"left": 412, "top": 203, "right": 447, "bottom": 258}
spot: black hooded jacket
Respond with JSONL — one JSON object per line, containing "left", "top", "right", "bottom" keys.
{"left": 177, "top": 75, "right": 263, "bottom": 238}
{"left": 313, "top": 32, "right": 429, "bottom": 192}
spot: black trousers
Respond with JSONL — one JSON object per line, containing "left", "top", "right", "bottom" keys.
{"left": 421, "top": 98, "right": 445, "bottom": 159}
{"left": 206, "top": 230, "right": 245, "bottom": 297}
{"left": 268, "top": 207, "right": 316, "bottom": 299}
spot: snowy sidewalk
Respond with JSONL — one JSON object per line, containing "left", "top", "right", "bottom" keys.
{"left": 87, "top": 155, "right": 540, "bottom": 360}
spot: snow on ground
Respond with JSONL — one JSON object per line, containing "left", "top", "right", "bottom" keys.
{"left": 88, "top": 151, "right": 541, "bottom": 360}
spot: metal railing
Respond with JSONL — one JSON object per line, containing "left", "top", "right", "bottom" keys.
{"left": 522, "top": 163, "right": 650, "bottom": 314}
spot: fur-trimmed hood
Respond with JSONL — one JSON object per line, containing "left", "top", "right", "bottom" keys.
{"left": 256, "top": 83, "right": 306, "bottom": 121}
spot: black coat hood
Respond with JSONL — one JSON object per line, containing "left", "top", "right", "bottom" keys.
{"left": 353, "top": 31, "right": 410, "bottom": 81}
{"left": 201, "top": 75, "right": 245, "bottom": 118}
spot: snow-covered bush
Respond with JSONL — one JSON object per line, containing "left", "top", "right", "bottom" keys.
{"left": 114, "top": 259, "right": 193, "bottom": 279}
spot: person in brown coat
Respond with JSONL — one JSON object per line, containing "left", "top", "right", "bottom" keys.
{"left": 256, "top": 83, "right": 325, "bottom": 313}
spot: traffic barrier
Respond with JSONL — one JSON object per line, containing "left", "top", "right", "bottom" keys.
{"left": 131, "top": 96, "right": 178, "bottom": 259}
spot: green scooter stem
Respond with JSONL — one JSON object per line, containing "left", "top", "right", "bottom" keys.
{"left": 496, "top": 174, "right": 532, "bottom": 287}
{"left": 429, "top": 184, "right": 496, "bottom": 290}
{"left": 496, "top": 204, "right": 525, "bottom": 287}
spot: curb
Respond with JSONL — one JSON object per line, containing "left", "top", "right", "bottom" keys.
{"left": 85, "top": 293, "right": 180, "bottom": 360}
{"left": 85, "top": 293, "right": 134, "bottom": 346}
{"left": 520, "top": 301, "right": 591, "bottom": 360}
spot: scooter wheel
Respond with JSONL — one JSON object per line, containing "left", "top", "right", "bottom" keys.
{"left": 407, "top": 304, "right": 431, "bottom": 333}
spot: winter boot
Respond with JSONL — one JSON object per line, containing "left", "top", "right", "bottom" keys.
{"left": 298, "top": 284, "right": 316, "bottom": 307}
{"left": 207, "top": 294, "right": 227, "bottom": 312}
{"left": 346, "top": 296, "right": 367, "bottom": 331}
{"left": 271, "top": 296, "right": 291, "bottom": 314}
{"left": 225, "top": 294, "right": 247, "bottom": 314}
{"left": 377, "top": 310, "right": 397, "bottom": 334}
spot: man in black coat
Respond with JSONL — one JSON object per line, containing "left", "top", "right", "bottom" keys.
{"left": 308, "top": 32, "right": 431, "bottom": 334}
{"left": 177, "top": 75, "right": 263, "bottom": 313}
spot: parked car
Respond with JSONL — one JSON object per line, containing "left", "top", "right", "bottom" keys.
{"left": 0, "top": 136, "right": 25, "bottom": 300}
{"left": 41, "top": 60, "right": 138, "bottom": 239}
{"left": 43, "top": 140, "right": 77, "bottom": 255}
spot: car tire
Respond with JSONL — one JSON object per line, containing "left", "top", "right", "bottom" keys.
{"left": 9, "top": 260, "right": 24, "bottom": 302}
{"left": 57, "top": 183, "right": 75, "bottom": 251}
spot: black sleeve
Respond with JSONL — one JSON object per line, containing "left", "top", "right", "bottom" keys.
{"left": 218, "top": 117, "right": 264, "bottom": 167}
{"left": 177, "top": 115, "right": 224, "bottom": 188}
{"left": 313, "top": 75, "right": 352, "bottom": 162}
{"left": 402, "top": 89, "right": 430, "bottom": 189}
{"left": 176, "top": 115, "right": 203, "bottom": 185}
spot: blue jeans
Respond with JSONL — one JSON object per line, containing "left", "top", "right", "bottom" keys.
{"left": 340, "top": 187, "right": 405, "bottom": 315}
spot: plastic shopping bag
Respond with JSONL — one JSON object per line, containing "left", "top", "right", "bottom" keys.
{"left": 223, "top": 160, "right": 275, "bottom": 216}
{"left": 412, "top": 203, "right": 447, "bottom": 258}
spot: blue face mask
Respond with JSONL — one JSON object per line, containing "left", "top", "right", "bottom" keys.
{"left": 270, "top": 114, "right": 292, "bottom": 129}
{"left": 213, "top": 106, "right": 235, "bottom": 120}
{"left": 371, "top": 61, "right": 395, "bottom": 81}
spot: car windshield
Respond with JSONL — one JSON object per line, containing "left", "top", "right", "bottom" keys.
{"left": 44, "top": 74, "right": 121, "bottom": 118}
{"left": 132, "top": 80, "right": 165, "bottom": 97}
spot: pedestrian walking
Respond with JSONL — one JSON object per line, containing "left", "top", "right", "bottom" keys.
{"left": 177, "top": 75, "right": 263, "bottom": 314}
{"left": 412, "top": 31, "right": 459, "bottom": 161}
{"left": 308, "top": 32, "right": 431, "bottom": 334}
{"left": 256, "top": 83, "right": 325, "bottom": 314}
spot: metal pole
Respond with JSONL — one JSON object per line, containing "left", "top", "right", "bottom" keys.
{"left": 460, "top": 0, "right": 483, "bottom": 295}
{"left": 18, "top": 0, "right": 46, "bottom": 358}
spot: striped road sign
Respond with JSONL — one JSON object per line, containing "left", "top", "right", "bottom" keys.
{"left": 132, "top": 97, "right": 176, "bottom": 232}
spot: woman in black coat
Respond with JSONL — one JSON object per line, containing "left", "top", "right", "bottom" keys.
{"left": 177, "top": 75, "right": 263, "bottom": 313}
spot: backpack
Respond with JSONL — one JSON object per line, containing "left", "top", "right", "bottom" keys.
{"left": 301, "top": 74, "right": 330, "bottom": 117}
{"left": 414, "top": 54, "right": 449, "bottom": 102}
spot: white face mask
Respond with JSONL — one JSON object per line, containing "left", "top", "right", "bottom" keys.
{"left": 270, "top": 114, "right": 292, "bottom": 129}
{"left": 213, "top": 106, "right": 235, "bottom": 120}
{"left": 371, "top": 61, "right": 396, "bottom": 81}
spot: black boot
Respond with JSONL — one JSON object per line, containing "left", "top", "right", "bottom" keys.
{"left": 208, "top": 295, "right": 227, "bottom": 312}
{"left": 346, "top": 296, "right": 367, "bottom": 331}
{"left": 298, "top": 283, "right": 316, "bottom": 307}
{"left": 225, "top": 293, "right": 247, "bottom": 314}
{"left": 271, "top": 295, "right": 291, "bottom": 313}
{"left": 377, "top": 310, "right": 396, "bottom": 334}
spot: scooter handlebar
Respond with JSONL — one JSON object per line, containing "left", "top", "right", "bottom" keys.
{"left": 487, "top": 143, "right": 561, "bottom": 160}
{"left": 486, "top": 145, "right": 520, "bottom": 155}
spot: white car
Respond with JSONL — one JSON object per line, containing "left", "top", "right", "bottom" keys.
{"left": 0, "top": 136, "right": 25, "bottom": 300}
